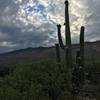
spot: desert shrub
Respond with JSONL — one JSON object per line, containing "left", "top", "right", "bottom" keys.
{"left": 0, "top": 66, "right": 10, "bottom": 77}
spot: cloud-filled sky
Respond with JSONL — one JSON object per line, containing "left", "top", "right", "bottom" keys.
{"left": 0, "top": 0, "right": 100, "bottom": 53}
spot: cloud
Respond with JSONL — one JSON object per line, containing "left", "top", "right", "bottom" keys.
{"left": 0, "top": 0, "right": 100, "bottom": 53}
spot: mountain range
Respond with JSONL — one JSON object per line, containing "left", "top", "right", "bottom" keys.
{"left": 0, "top": 41, "right": 100, "bottom": 65}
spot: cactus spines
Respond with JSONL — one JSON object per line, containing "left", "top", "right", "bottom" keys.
{"left": 57, "top": 24, "right": 65, "bottom": 49}
{"left": 80, "top": 26, "right": 85, "bottom": 67}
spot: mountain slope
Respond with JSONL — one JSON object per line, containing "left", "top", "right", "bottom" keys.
{"left": 0, "top": 41, "right": 100, "bottom": 65}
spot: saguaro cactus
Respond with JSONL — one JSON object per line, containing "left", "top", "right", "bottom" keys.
{"left": 57, "top": 0, "right": 72, "bottom": 69}
{"left": 56, "top": 0, "right": 73, "bottom": 96}
{"left": 80, "top": 26, "right": 85, "bottom": 67}
{"left": 65, "top": 0, "right": 72, "bottom": 71}
{"left": 71, "top": 27, "right": 85, "bottom": 96}
{"left": 55, "top": 0, "right": 85, "bottom": 99}
{"left": 80, "top": 26, "right": 85, "bottom": 85}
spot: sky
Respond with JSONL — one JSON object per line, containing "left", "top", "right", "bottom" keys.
{"left": 0, "top": 0, "right": 100, "bottom": 53}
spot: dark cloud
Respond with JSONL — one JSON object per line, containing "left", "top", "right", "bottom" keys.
{"left": 0, "top": 22, "right": 56, "bottom": 53}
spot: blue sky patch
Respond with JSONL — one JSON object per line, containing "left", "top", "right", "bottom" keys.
{"left": 33, "top": 4, "right": 45, "bottom": 13}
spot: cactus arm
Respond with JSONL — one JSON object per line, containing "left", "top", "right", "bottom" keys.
{"left": 80, "top": 26, "right": 85, "bottom": 67}
{"left": 57, "top": 24, "right": 65, "bottom": 49}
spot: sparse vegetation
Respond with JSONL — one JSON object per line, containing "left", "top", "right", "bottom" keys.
{"left": 0, "top": 60, "right": 71, "bottom": 100}
{"left": 0, "top": 60, "right": 99, "bottom": 100}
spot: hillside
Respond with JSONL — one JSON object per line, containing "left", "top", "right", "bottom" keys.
{"left": 0, "top": 41, "right": 100, "bottom": 65}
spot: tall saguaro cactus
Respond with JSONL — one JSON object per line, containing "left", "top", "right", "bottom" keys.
{"left": 79, "top": 26, "right": 85, "bottom": 86}
{"left": 57, "top": 0, "right": 72, "bottom": 69}
{"left": 56, "top": 0, "right": 73, "bottom": 95}
{"left": 65, "top": 0, "right": 72, "bottom": 71}
{"left": 55, "top": 0, "right": 85, "bottom": 99}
